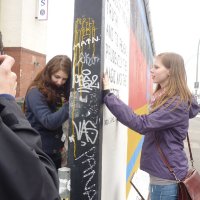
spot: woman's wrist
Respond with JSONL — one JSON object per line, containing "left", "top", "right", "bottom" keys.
{"left": 102, "top": 89, "right": 110, "bottom": 99}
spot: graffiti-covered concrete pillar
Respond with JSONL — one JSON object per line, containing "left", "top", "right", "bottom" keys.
{"left": 68, "top": 1, "right": 103, "bottom": 200}
{"left": 68, "top": 0, "right": 154, "bottom": 199}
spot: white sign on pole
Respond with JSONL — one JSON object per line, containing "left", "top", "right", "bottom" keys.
{"left": 36, "top": 0, "right": 48, "bottom": 20}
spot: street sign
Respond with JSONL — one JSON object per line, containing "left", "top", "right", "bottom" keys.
{"left": 36, "top": 0, "right": 48, "bottom": 20}
{"left": 194, "top": 82, "right": 199, "bottom": 89}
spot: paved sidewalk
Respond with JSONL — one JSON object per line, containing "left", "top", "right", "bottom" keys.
{"left": 185, "top": 116, "right": 200, "bottom": 171}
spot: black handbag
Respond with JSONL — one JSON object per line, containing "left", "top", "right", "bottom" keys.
{"left": 154, "top": 133, "right": 200, "bottom": 200}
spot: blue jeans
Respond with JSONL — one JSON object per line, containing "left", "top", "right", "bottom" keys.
{"left": 149, "top": 183, "right": 178, "bottom": 200}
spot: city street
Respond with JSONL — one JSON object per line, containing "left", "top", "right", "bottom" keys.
{"left": 185, "top": 115, "right": 200, "bottom": 171}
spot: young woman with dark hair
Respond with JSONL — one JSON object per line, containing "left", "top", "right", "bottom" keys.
{"left": 24, "top": 55, "right": 71, "bottom": 169}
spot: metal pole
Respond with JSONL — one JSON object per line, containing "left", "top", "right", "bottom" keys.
{"left": 195, "top": 39, "right": 200, "bottom": 97}
{"left": 0, "top": 31, "right": 4, "bottom": 54}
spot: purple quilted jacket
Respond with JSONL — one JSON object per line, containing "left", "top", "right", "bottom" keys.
{"left": 104, "top": 92, "right": 200, "bottom": 180}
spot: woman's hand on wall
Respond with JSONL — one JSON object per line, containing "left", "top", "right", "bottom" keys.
{"left": 103, "top": 73, "right": 110, "bottom": 90}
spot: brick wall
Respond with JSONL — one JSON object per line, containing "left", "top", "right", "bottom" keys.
{"left": 4, "top": 47, "right": 46, "bottom": 98}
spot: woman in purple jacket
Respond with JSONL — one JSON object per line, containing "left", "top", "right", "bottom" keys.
{"left": 103, "top": 52, "right": 200, "bottom": 199}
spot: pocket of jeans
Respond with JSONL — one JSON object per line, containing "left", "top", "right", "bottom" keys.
{"left": 160, "top": 184, "right": 178, "bottom": 196}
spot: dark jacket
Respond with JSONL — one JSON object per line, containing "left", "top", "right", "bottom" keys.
{"left": 0, "top": 94, "right": 60, "bottom": 200}
{"left": 104, "top": 92, "right": 200, "bottom": 180}
{"left": 25, "top": 88, "right": 69, "bottom": 154}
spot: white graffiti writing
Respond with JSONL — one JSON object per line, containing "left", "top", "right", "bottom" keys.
{"left": 76, "top": 147, "right": 97, "bottom": 200}
{"left": 74, "top": 69, "right": 99, "bottom": 93}
{"left": 76, "top": 147, "right": 96, "bottom": 160}
{"left": 84, "top": 170, "right": 96, "bottom": 190}
{"left": 73, "top": 36, "right": 100, "bottom": 49}
{"left": 73, "top": 120, "right": 98, "bottom": 146}
{"left": 77, "top": 52, "right": 100, "bottom": 67}
{"left": 83, "top": 189, "right": 96, "bottom": 200}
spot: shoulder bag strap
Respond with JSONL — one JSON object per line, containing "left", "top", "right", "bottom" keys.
{"left": 186, "top": 133, "right": 194, "bottom": 167}
{"left": 154, "top": 134, "right": 179, "bottom": 181}
{"left": 154, "top": 133, "right": 195, "bottom": 181}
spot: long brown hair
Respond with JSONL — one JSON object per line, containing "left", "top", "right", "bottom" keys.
{"left": 24, "top": 55, "right": 71, "bottom": 106}
{"left": 150, "top": 52, "right": 192, "bottom": 112}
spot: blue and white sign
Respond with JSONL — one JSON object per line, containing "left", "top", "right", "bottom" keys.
{"left": 36, "top": 0, "right": 48, "bottom": 20}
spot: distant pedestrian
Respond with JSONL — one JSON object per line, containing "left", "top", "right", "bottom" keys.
{"left": 24, "top": 55, "right": 71, "bottom": 169}
{"left": 103, "top": 52, "right": 200, "bottom": 199}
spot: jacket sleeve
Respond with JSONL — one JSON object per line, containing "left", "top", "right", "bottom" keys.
{"left": 0, "top": 96, "right": 60, "bottom": 200}
{"left": 25, "top": 88, "right": 69, "bottom": 130}
{"left": 103, "top": 92, "right": 188, "bottom": 134}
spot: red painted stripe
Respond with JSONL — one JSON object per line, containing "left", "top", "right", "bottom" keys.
{"left": 129, "top": 31, "right": 148, "bottom": 109}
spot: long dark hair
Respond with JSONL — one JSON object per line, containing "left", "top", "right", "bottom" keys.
{"left": 25, "top": 55, "right": 71, "bottom": 105}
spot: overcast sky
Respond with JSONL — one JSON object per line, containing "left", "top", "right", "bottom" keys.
{"left": 149, "top": 0, "right": 200, "bottom": 93}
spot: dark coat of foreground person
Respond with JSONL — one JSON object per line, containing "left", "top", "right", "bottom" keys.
{"left": 0, "top": 95, "right": 60, "bottom": 200}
